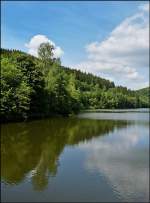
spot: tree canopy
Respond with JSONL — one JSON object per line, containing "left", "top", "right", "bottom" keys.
{"left": 1, "top": 46, "right": 149, "bottom": 122}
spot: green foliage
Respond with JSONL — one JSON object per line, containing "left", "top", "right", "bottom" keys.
{"left": 1, "top": 47, "right": 149, "bottom": 122}
{"left": 135, "top": 87, "right": 150, "bottom": 108}
{"left": 15, "top": 54, "right": 46, "bottom": 117}
{"left": 38, "top": 42, "right": 54, "bottom": 75}
{"left": 38, "top": 42, "right": 54, "bottom": 62}
{"left": 1, "top": 49, "right": 46, "bottom": 121}
{"left": 44, "top": 64, "right": 80, "bottom": 115}
{"left": 1, "top": 57, "right": 31, "bottom": 120}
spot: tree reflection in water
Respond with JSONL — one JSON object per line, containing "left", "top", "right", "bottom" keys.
{"left": 1, "top": 118, "right": 130, "bottom": 191}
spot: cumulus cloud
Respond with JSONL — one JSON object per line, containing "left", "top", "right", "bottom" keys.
{"left": 73, "top": 3, "right": 149, "bottom": 89}
{"left": 25, "top": 34, "right": 64, "bottom": 58}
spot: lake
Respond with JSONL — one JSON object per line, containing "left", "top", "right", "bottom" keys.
{"left": 1, "top": 110, "right": 149, "bottom": 202}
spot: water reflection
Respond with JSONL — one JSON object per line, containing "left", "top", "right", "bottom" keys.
{"left": 79, "top": 123, "right": 149, "bottom": 202}
{"left": 1, "top": 118, "right": 129, "bottom": 191}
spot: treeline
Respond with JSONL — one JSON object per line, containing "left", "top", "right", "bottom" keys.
{"left": 1, "top": 45, "right": 149, "bottom": 122}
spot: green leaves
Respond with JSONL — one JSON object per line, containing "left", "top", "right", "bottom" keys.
{"left": 1, "top": 57, "right": 31, "bottom": 120}
{"left": 38, "top": 42, "right": 54, "bottom": 61}
{"left": 1, "top": 48, "right": 149, "bottom": 122}
{"left": 44, "top": 65, "right": 80, "bottom": 115}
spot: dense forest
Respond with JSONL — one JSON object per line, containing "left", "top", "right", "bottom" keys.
{"left": 135, "top": 87, "right": 149, "bottom": 107}
{"left": 1, "top": 43, "right": 149, "bottom": 122}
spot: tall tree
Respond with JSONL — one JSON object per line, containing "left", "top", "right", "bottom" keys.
{"left": 38, "top": 42, "right": 55, "bottom": 74}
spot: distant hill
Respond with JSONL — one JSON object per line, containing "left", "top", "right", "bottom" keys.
{"left": 136, "top": 87, "right": 149, "bottom": 97}
{"left": 135, "top": 87, "right": 149, "bottom": 107}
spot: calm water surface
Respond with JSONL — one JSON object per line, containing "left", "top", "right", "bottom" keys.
{"left": 1, "top": 111, "right": 149, "bottom": 202}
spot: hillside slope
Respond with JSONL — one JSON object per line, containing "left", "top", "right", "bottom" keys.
{"left": 1, "top": 48, "right": 149, "bottom": 122}
{"left": 136, "top": 87, "right": 149, "bottom": 107}
{"left": 136, "top": 87, "right": 149, "bottom": 97}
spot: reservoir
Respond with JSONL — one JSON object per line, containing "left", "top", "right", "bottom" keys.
{"left": 1, "top": 110, "right": 149, "bottom": 202}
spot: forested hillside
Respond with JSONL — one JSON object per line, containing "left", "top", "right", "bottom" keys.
{"left": 135, "top": 87, "right": 149, "bottom": 107}
{"left": 136, "top": 87, "right": 149, "bottom": 97}
{"left": 1, "top": 45, "right": 149, "bottom": 122}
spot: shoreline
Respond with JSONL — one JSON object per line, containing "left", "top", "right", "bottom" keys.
{"left": 81, "top": 108, "right": 149, "bottom": 113}
{"left": 1, "top": 108, "right": 149, "bottom": 124}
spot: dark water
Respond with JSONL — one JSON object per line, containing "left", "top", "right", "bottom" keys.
{"left": 1, "top": 111, "right": 149, "bottom": 202}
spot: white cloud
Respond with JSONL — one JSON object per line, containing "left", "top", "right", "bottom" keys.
{"left": 73, "top": 3, "right": 149, "bottom": 89}
{"left": 25, "top": 34, "right": 64, "bottom": 58}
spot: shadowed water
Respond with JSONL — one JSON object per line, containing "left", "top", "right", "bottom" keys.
{"left": 1, "top": 111, "right": 149, "bottom": 202}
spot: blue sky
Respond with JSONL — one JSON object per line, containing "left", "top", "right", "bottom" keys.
{"left": 1, "top": 1, "right": 149, "bottom": 89}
